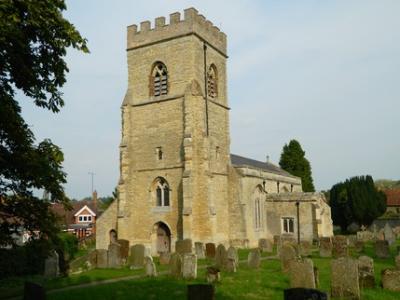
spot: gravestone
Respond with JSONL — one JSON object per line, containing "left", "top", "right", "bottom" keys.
{"left": 354, "top": 240, "right": 364, "bottom": 253}
{"left": 381, "top": 269, "right": 400, "bottom": 291}
{"left": 347, "top": 235, "right": 357, "bottom": 247}
{"left": 226, "top": 258, "right": 237, "bottom": 273}
{"left": 176, "top": 239, "right": 192, "bottom": 255}
{"left": 215, "top": 244, "right": 227, "bottom": 268}
{"left": 88, "top": 249, "right": 97, "bottom": 268}
{"left": 24, "top": 282, "right": 46, "bottom": 300}
{"left": 117, "top": 239, "right": 130, "bottom": 261}
{"left": 289, "top": 258, "right": 316, "bottom": 289}
{"left": 108, "top": 243, "right": 122, "bottom": 268}
{"left": 227, "top": 246, "right": 238, "bottom": 268}
{"left": 281, "top": 243, "right": 297, "bottom": 273}
{"left": 44, "top": 251, "right": 59, "bottom": 277}
{"left": 383, "top": 223, "right": 395, "bottom": 245}
{"left": 194, "top": 242, "right": 205, "bottom": 259}
{"left": 206, "top": 266, "right": 221, "bottom": 283}
{"left": 205, "top": 243, "right": 216, "bottom": 258}
{"left": 395, "top": 255, "right": 400, "bottom": 270}
{"left": 358, "top": 256, "right": 375, "bottom": 289}
{"left": 144, "top": 255, "right": 157, "bottom": 277}
{"left": 187, "top": 284, "right": 215, "bottom": 300}
{"left": 314, "top": 267, "right": 320, "bottom": 288}
{"left": 375, "top": 240, "right": 390, "bottom": 259}
{"left": 331, "top": 257, "right": 360, "bottom": 299}
{"left": 299, "top": 241, "right": 312, "bottom": 257}
{"left": 129, "top": 244, "right": 145, "bottom": 269}
{"left": 182, "top": 254, "right": 197, "bottom": 279}
{"left": 319, "top": 237, "right": 332, "bottom": 257}
{"left": 284, "top": 288, "right": 328, "bottom": 300}
{"left": 258, "top": 238, "right": 273, "bottom": 253}
{"left": 159, "top": 252, "right": 171, "bottom": 265}
{"left": 96, "top": 249, "right": 108, "bottom": 268}
{"left": 332, "top": 235, "right": 348, "bottom": 258}
{"left": 169, "top": 252, "right": 182, "bottom": 278}
{"left": 357, "top": 230, "right": 374, "bottom": 242}
{"left": 248, "top": 248, "right": 261, "bottom": 269}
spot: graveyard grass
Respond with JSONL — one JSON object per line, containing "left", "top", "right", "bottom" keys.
{"left": 1, "top": 241, "right": 400, "bottom": 300}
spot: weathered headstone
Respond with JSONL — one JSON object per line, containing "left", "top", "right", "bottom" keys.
{"left": 117, "top": 239, "right": 130, "bottom": 261}
{"left": 205, "top": 243, "right": 216, "bottom": 258}
{"left": 129, "top": 244, "right": 145, "bottom": 269}
{"left": 358, "top": 256, "right": 375, "bottom": 289}
{"left": 395, "top": 255, "right": 400, "bottom": 270}
{"left": 159, "top": 252, "right": 171, "bottom": 265}
{"left": 314, "top": 267, "right": 320, "bottom": 288}
{"left": 169, "top": 252, "right": 182, "bottom": 278}
{"left": 375, "top": 240, "right": 390, "bottom": 259}
{"left": 108, "top": 243, "right": 122, "bottom": 268}
{"left": 331, "top": 257, "right": 360, "bottom": 299}
{"left": 206, "top": 266, "right": 220, "bottom": 283}
{"left": 319, "top": 237, "right": 332, "bottom": 257}
{"left": 176, "top": 239, "right": 192, "bottom": 255}
{"left": 215, "top": 244, "right": 227, "bottom": 268}
{"left": 258, "top": 238, "right": 273, "bottom": 253}
{"left": 381, "top": 269, "right": 400, "bottom": 291}
{"left": 248, "top": 248, "right": 261, "bottom": 269}
{"left": 96, "top": 249, "right": 108, "bottom": 268}
{"left": 354, "top": 240, "right": 364, "bottom": 253}
{"left": 227, "top": 246, "right": 238, "bottom": 268}
{"left": 347, "top": 235, "right": 357, "bottom": 247}
{"left": 332, "top": 235, "right": 348, "bottom": 258}
{"left": 24, "top": 282, "right": 46, "bottom": 300}
{"left": 44, "top": 251, "right": 59, "bottom": 277}
{"left": 187, "top": 284, "right": 215, "bottom": 300}
{"left": 357, "top": 230, "right": 373, "bottom": 242}
{"left": 289, "top": 258, "right": 316, "bottom": 289}
{"left": 88, "top": 249, "right": 97, "bottom": 268}
{"left": 144, "top": 255, "right": 157, "bottom": 277}
{"left": 299, "top": 241, "right": 312, "bottom": 257}
{"left": 281, "top": 243, "right": 297, "bottom": 273}
{"left": 194, "top": 242, "right": 205, "bottom": 259}
{"left": 284, "top": 288, "right": 328, "bottom": 300}
{"left": 383, "top": 223, "right": 395, "bottom": 245}
{"left": 182, "top": 254, "right": 197, "bottom": 279}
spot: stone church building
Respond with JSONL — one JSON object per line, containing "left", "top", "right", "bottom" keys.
{"left": 96, "top": 8, "right": 333, "bottom": 254}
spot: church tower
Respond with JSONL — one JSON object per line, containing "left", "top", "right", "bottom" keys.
{"left": 117, "top": 8, "right": 231, "bottom": 252}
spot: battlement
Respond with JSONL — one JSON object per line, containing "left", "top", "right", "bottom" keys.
{"left": 127, "top": 7, "right": 227, "bottom": 56}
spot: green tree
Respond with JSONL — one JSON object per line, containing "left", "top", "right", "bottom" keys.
{"left": 279, "top": 139, "right": 315, "bottom": 192}
{"left": 0, "top": 0, "right": 88, "bottom": 247}
{"left": 330, "top": 175, "right": 386, "bottom": 232}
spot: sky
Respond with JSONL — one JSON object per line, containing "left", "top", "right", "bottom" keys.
{"left": 20, "top": 0, "right": 400, "bottom": 199}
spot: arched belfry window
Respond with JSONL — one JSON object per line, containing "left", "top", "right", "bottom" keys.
{"left": 151, "top": 62, "right": 168, "bottom": 97}
{"left": 154, "top": 177, "right": 170, "bottom": 207}
{"left": 207, "top": 64, "right": 217, "bottom": 99}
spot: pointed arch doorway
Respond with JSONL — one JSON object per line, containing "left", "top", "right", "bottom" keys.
{"left": 153, "top": 222, "right": 171, "bottom": 254}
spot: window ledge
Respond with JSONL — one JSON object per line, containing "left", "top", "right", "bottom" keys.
{"left": 152, "top": 206, "right": 171, "bottom": 213}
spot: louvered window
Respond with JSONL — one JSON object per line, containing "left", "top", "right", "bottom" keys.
{"left": 152, "top": 62, "right": 168, "bottom": 97}
{"left": 207, "top": 64, "right": 217, "bottom": 98}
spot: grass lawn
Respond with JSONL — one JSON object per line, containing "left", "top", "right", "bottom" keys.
{"left": 1, "top": 241, "right": 400, "bottom": 300}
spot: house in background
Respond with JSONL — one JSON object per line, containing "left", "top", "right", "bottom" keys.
{"left": 385, "top": 189, "right": 400, "bottom": 215}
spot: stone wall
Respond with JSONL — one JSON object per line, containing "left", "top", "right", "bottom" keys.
{"left": 96, "top": 200, "right": 118, "bottom": 250}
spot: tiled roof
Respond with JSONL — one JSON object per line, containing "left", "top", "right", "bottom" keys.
{"left": 51, "top": 200, "right": 97, "bottom": 225}
{"left": 385, "top": 189, "right": 400, "bottom": 207}
{"left": 230, "top": 154, "right": 296, "bottom": 178}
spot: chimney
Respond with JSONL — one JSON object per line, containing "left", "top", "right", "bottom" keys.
{"left": 92, "top": 190, "right": 98, "bottom": 212}
{"left": 266, "top": 155, "right": 270, "bottom": 163}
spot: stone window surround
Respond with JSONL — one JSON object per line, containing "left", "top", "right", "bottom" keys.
{"left": 154, "top": 177, "right": 170, "bottom": 207}
{"left": 281, "top": 216, "right": 295, "bottom": 234}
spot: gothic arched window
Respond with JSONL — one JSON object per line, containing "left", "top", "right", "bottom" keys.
{"left": 207, "top": 64, "right": 217, "bottom": 99}
{"left": 151, "top": 62, "right": 168, "bottom": 97}
{"left": 154, "top": 177, "right": 170, "bottom": 207}
{"left": 253, "top": 186, "right": 263, "bottom": 230}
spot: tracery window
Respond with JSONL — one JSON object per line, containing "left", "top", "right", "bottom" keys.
{"left": 207, "top": 64, "right": 217, "bottom": 98}
{"left": 151, "top": 62, "right": 168, "bottom": 97}
{"left": 155, "top": 177, "right": 170, "bottom": 207}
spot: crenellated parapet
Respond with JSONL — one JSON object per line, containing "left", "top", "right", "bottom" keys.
{"left": 127, "top": 7, "right": 227, "bottom": 56}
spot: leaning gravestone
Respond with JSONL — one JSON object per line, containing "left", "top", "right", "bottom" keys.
{"left": 331, "top": 257, "right": 360, "bottom": 299}
{"left": 176, "top": 239, "right": 193, "bottom": 255}
{"left": 289, "top": 258, "right": 316, "bottom": 289}
{"left": 381, "top": 269, "right": 400, "bottom": 291}
{"left": 144, "top": 255, "right": 157, "bottom": 277}
{"left": 159, "top": 252, "right": 171, "bottom": 265}
{"left": 227, "top": 247, "right": 238, "bottom": 266}
{"left": 215, "top": 244, "right": 228, "bottom": 268}
{"left": 332, "top": 235, "right": 348, "bottom": 258}
{"left": 258, "top": 238, "right": 273, "bottom": 253}
{"left": 129, "top": 244, "right": 145, "bottom": 269}
{"left": 319, "top": 237, "right": 332, "bottom": 257}
{"left": 281, "top": 243, "right": 297, "bottom": 273}
{"left": 117, "top": 239, "right": 130, "bottom": 262}
{"left": 383, "top": 223, "right": 395, "bottom": 245}
{"left": 187, "top": 284, "right": 215, "bottom": 300}
{"left": 284, "top": 288, "right": 328, "bottom": 300}
{"left": 206, "top": 266, "right": 221, "bottom": 283}
{"left": 108, "top": 243, "right": 122, "bottom": 268}
{"left": 194, "top": 242, "right": 205, "bottom": 259}
{"left": 96, "top": 249, "right": 108, "bottom": 268}
{"left": 182, "top": 254, "right": 197, "bottom": 279}
{"left": 375, "top": 240, "right": 390, "bottom": 259}
{"left": 354, "top": 240, "right": 364, "bottom": 253}
{"left": 44, "top": 251, "right": 59, "bottom": 277}
{"left": 205, "top": 243, "right": 216, "bottom": 259}
{"left": 299, "top": 241, "right": 312, "bottom": 257}
{"left": 24, "top": 282, "right": 46, "bottom": 300}
{"left": 170, "top": 252, "right": 182, "bottom": 278}
{"left": 248, "top": 248, "right": 261, "bottom": 269}
{"left": 358, "top": 256, "right": 375, "bottom": 289}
